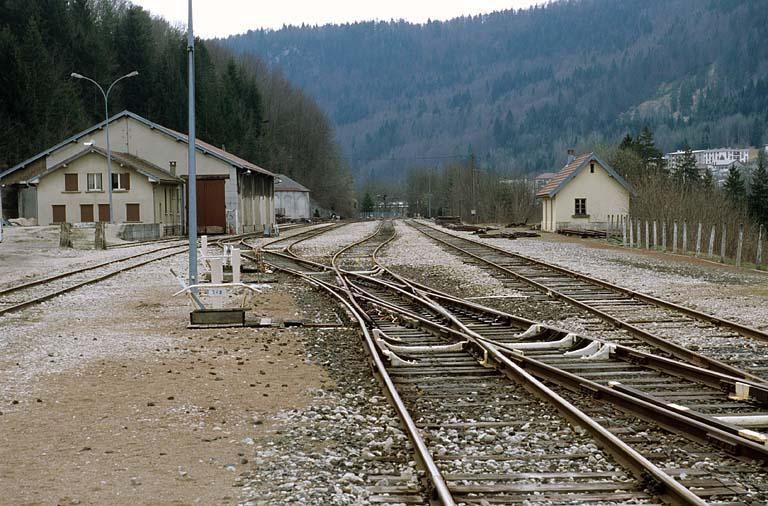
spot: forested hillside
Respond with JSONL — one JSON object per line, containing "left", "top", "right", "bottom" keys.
{"left": 224, "top": 0, "right": 768, "bottom": 181}
{"left": 0, "top": 0, "right": 354, "bottom": 214}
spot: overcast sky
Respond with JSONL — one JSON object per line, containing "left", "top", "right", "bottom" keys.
{"left": 130, "top": 1, "right": 542, "bottom": 39}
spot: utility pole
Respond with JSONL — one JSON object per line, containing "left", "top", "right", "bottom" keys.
{"left": 187, "top": 0, "right": 198, "bottom": 289}
{"left": 427, "top": 168, "right": 433, "bottom": 219}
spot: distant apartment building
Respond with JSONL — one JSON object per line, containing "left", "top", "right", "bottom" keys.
{"left": 666, "top": 147, "right": 757, "bottom": 182}
{"left": 667, "top": 147, "right": 751, "bottom": 167}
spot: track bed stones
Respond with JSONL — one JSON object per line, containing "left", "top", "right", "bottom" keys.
{"left": 237, "top": 276, "right": 426, "bottom": 505}
{"left": 293, "top": 221, "right": 379, "bottom": 262}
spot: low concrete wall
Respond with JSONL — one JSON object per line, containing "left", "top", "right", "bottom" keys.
{"left": 116, "top": 223, "right": 161, "bottom": 241}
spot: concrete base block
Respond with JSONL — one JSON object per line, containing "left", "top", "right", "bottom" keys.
{"left": 189, "top": 309, "right": 245, "bottom": 326}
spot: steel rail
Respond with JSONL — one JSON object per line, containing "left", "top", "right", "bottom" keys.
{"left": 255, "top": 220, "right": 708, "bottom": 504}
{"left": 344, "top": 274, "right": 705, "bottom": 504}
{"left": 411, "top": 220, "right": 768, "bottom": 342}
{"left": 331, "top": 220, "right": 396, "bottom": 273}
{"left": 241, "top": 241, "right": 455, "bottom": 504}
{"left": 357, "top": 266, "right": 768, "bottom": 404}
{"left": 0, "top": 247, "right": 188, "bottom": 317}
{"left": 0, "top": 230, "right": 264, "bottom": 318}
{"left": 488, "top": 340, "right": 768, "bottom": 463}
{"left": 284, "top": 223, "right": 347, "bottom": 256}
{"left": 407, "top": 220, "right": 766, "bottom": 383}
{"left": 0, "top": 241, "right": 188, "bottom": 298}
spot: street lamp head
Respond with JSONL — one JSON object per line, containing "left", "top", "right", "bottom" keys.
{"left": 126, "top": 71, "right": 139, "bottom": 77}
{"left": 71, "top": 72, "right": 84, "bottom": 79}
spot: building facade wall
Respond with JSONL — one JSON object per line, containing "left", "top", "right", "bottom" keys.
{"left": 542, "top": 160, "right": 629, "bottom": 232}
{"left": 34, "top": 115, "right": 274, "bottom": 230}
{"left": 553, "top": 161, "right": 629, "bottom": 229}
{"left": 276, "top": 191, "right": 310, "bottom": 219}
{"left": 36, "top": 152, "right": 157, "bottom": 225}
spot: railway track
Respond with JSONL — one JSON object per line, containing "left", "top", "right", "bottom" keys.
{"left": 407, "top": 220, "right": 768, "bottom": 382}
{"left": 0, "top": 242, "right": 189, "bottom": 317}
{"left": 346, "top": 273, "right": 767, "bottom": 504}
{"left": 0, "top": 229, "right": 274, "bottom": 318}
{"left": 241, "top": 219, "right": 768, "bottom": 504}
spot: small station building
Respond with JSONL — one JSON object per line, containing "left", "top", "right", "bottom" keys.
{"left": 537, "top": 151, "right": 634, "bottom": 232}
{"left": 274, "top": 174, "right": 311, "bottom": 220}
{"left": 0, "top": 111, "right": 275, "bottom": 235}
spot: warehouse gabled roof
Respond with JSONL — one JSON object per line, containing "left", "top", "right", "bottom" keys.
{"left": 0, "top": 110, "right": 273, "bottom": 181}
{"left": 274, "top": 173, "right": 310, "bottom": 193}
{"left": 536, "top": 152, "right": 635, "bottom": 198}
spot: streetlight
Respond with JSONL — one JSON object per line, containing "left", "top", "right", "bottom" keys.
{"left": 71, "top": 70, "right": 139, "bottom": 223}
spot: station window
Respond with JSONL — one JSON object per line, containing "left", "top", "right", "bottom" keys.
{"left": 98, "top": 204, "right": 110, "bottom": 223}
{"left": 126, "top": 203, "right": 140, "bottom": 222}
{"left": 112, "top": 172, "right": 131, "bottom": 191}
{"left": 64, "top": 173, "right": 78, "bottom": 192}
{"left": 590, "top": 163, "right": 595, "bottom": 173}
{"left": 80, "top": 204, "right": 94, "bottom": 222}
{"left": 574, "top": 198, "right": 587, "bottom": 216}
{"left": 87, "top": 173, "right": 103, "bottom": 191}
{"left": 52, "top": 205, "right": 66, "bottom": 223}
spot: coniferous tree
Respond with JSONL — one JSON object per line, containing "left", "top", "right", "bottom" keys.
{"left": 636, "top": 126, "right": 664, "bottom": 172}
{"left": 748, "top": 150, "right": 768, "bottom": 225}
{"left": 619, "top": 133, "right": 637, "bottom": 152}
{"left": 675, "top": 143, "right": 699, "bottom": 186}
{"left": 0, "top": 0, "right": 354, "bottom": 213}
{"left": 702, "top": 168, "right": 715, "bottom": 192}
{"left": 361, "top": 192, "right": 374, "bottom": 215}
{"left": 723, "top": 166, "right": 746, "bottom": 205}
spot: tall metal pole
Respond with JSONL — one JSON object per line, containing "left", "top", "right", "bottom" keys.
{"left": 104, "top": 97, "right": 112, "bottom": 223}
{"left": 187, "top": 0, "right": 198, "bottom": 288}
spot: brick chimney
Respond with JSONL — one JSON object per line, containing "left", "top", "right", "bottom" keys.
{"left": 567, "top": 149, "right": 576, "bottom": 164}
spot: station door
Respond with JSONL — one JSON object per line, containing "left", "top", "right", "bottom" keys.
{"left": 196, "top": 179, "right": 226, "bottom": 234}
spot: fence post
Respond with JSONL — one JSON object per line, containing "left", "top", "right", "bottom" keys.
{"left": 720, "top": 223, "right": 727, "bottom": 263}
{"left": 636, "top": 220, "right": 641, "bottom": 248}
{"left": 757, "top": 224, "right": 764, "bottom": 270}
{"left": 629, "top": 218, "right": 634, "bottom": 248}
{"left": 622, "top": 216, "right": 627, "bottom": 247}
{"left": 643, "top": 220, "right": 647, "bottom": 249}
{"left": 682, "top": 221, "right": 688, "bottom": 255}
{"left": 708, "top": 225, "right": 715, "bottom": 258}
{"left": 607, "top": 215, "right": 613, "bottom": 243}
{"left": 695, "top": 223, "right": 702, "bottom": 258}
{"left": 59, "top": 222, "right": 73, "bottom": 248}
{"left": 662, "top": 221, "right": 667, "bottom": 251}
{"left": 736, "top": 223, "right": 744, "bottom": 267}
{"left": 673, "top": 221, "right": 678, "bottom": 253}
{"left": 94, "top": 222, "right": 107, "bottom": 250}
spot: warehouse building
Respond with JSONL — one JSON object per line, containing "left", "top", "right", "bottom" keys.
{"left": 0, "top": 111, "right": 275, "bottom": 235}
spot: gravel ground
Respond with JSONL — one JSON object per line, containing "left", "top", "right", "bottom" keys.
{"left": 380, "top": 222, "right": 583, "bottom": 322}
{"left": 379, "top": 222, "right": 514, "bottom": 297}
{"left": 293, "top": 221, "right": 379, "bottom": 261}
{"left": 0, "top": 225, "right": 187, "bottom": 289}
